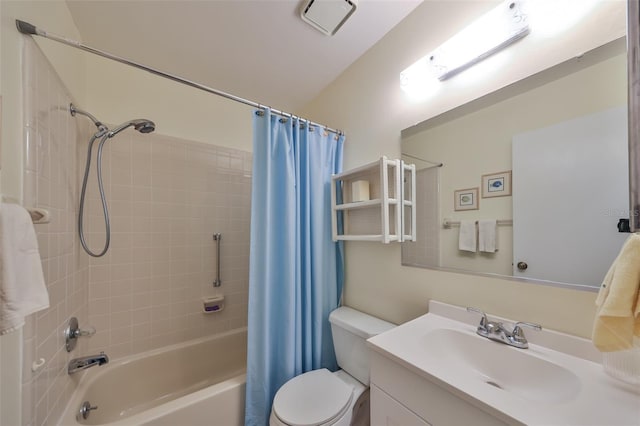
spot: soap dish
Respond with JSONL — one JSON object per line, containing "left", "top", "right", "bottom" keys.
{"left": 203, "top": 296, "right": 225, "bottom": 314}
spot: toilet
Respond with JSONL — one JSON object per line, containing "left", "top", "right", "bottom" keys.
{"left": 269, "top": 307, "right": 395, "bottom": 426}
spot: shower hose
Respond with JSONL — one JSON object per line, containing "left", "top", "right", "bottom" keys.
{"left": 78, "top": 129, "right": 112, "bottom": 257}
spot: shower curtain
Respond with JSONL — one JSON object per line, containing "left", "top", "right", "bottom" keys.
{"left": 245, "top": 109, "right": 344, "bottom": 426}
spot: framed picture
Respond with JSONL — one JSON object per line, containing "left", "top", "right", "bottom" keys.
{"left": 482, "top": 170, "right": 512, "bottom": 198}
{"left": 454, "top": 187, "right": 479, "bottom": 211}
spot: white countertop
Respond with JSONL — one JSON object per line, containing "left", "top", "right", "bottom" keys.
{"left": 367, "top": 301, "right": 640, "bottom": 425}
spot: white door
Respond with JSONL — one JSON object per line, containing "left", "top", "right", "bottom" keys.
{"left": 512, "top": 106, "right": 629, "bottom": 287}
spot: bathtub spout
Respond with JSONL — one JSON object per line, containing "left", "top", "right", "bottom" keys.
{"left": 68, "top": 352, "right": 109, "bottom": 374}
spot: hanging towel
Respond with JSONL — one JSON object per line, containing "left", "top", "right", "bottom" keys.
{"left": 458, "top": 220, "right": 477, "bottom": 252}
{"left": 0, "top": 203, "right": 49, "bottom": 335}
{"left": 478, "top": 220, "right": 497, "bottom": 253}
{"left": 592, "top": 234, "right": 640, "bottom": 352}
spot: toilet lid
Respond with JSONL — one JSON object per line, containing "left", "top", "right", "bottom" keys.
{"left": 273, "top": 369, "right": 353, "bottom": 426}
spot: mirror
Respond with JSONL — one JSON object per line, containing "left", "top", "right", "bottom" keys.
{"left": 401, "top": 36, "right": 631, "bottom": 289}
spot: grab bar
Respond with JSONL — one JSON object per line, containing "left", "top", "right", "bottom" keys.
{"left": 213, "top": 233, "right": 221, "bottom": 287}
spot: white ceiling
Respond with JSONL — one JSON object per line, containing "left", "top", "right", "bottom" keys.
{"left": 65, "top": 0, "right": 423, "bottom": 112}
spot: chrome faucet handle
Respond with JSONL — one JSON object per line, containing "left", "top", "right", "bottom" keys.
{"left": 466, "top": 307, "right": 489, "bottom": 334}
{"left": 76, "top": 326, "right": 96, "bottom": 337}
{"left": 511, "top": 321, "right": 542, "bottom": 345}
{"left": 65, "top": 317, "right": 97, "bottom": 352}
{"left": 513, "top": 321, "right": 542, "bottom": 334}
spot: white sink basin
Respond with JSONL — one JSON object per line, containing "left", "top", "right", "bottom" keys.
{"left": 367, "top": 301, "right": 640, "bottom": 425}
{"left": 422, "top": 328, "right": 581, "bottom": 403}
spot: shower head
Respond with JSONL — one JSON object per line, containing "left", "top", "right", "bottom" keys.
{"left": 135, "top": 120, "right": 155, "bottom": 134}
{"left": 70, "top": 103, "right": 155, "bottom": 138}
{"left": 107, "top": 119, "right": 155, "bottom": 138}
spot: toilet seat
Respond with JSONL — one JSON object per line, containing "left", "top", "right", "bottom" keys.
{"left": 272, "top": 369, "right": 354, "bottom": 426}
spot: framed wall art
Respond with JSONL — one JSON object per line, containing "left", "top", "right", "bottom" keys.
{"left": 482, "top": 170, "right": 512, "bottom": 198}
{"left": 454, "top": 187, "right": 479, "bottom": 211}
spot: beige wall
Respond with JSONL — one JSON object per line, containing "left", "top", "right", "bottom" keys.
{"left": 301, "top": 0, "right": 627, "bottom": 338}
{"left": 83, "top": 54, "right": 253, "bottom": 152}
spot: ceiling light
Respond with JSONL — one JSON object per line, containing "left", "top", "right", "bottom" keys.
{"left": 399, "top": 57, "right": 441, "bottom": 101}
{"left": 400, "top": 0, "right": 529, "bottom": 93}
{"left": 430, "top": 0, "right": 529, "bottom": 81}
{"left": 300, "top": 0, "right": 358, "bottom": 36}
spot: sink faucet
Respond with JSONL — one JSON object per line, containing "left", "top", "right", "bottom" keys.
{"left": 466, "top": 307, "right": 541, "bottom": 349}
{"left": 68, "top": 352, "right": 109, "bottom": 374}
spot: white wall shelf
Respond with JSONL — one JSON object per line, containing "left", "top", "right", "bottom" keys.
{"left": 334, "top": 199, "right": 384, "bottom": 211}
{"left": 401, "top": 161, "right": 417, "bottom": 242}
{"left": 331, "top": 156, "right": 415, "bottom": 243}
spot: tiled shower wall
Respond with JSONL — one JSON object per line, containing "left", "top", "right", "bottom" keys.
{"left": 21, "top": 38, "right": 251, "bottom": 426}
{"left": 21, "top": 39, "right": 90, "bottom": 426}
{"left": 401, "top": 167, "right": 440, "bottom": 267}
{"left": 82, "top": 119, "right": 251, "bottom": 359}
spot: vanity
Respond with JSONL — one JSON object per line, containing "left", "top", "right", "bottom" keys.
{"left": 367, "top": 301, "right": 640, "bottom": 425}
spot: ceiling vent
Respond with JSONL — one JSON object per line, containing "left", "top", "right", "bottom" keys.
{"left": 300, "top": 0, "right": 358, "bottom": 36}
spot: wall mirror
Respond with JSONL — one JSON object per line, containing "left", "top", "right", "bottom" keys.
{"left": 401, "top": 26, "right": 635, "bottom": 290}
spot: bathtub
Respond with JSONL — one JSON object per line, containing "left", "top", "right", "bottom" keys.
{"left": 59, "top": 328, "right": 247, "bottom": 426}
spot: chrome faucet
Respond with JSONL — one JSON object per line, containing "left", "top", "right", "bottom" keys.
{"left": 68, "top": 352, "right": 109, "bottom": 374}
{"left": 466, "top": 307, "right": 541, "bottom": 349}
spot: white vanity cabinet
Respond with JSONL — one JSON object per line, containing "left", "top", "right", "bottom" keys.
{"left": 369, "top": 351, "right": 509, "bottom": 426}
{"left": 371, "top": 384, "right": 431, "bottom": 426}
{"left": 368, "top": 301, "right": 640, "bottom": 426}
{"left": 331, "top": 156, "right": 416, "bottom": 243}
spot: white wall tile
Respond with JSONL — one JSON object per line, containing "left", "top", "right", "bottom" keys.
{"left": 82, "top": 129, "right": 251, "bottom": 359}
{"left": 21, "top": 39, "right": 251, "bottom": 426}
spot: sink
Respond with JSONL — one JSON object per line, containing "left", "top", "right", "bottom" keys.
{"left": 367, "top": 301, "right": 640, "bottom": 425}
{"left": 422, "top": 328, "right": 582, "bottom": 403}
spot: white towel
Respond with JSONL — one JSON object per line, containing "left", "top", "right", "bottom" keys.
{"left": 0, "top": 203, "right": 49, "bottom": 335}
{"left": 458, "top": 220, "right": 477, "bottom": 252}
{"left": 478, "top": 220, "right": 497, "bottom": 253}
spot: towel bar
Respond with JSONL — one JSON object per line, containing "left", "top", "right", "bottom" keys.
{"left": 443, "top": 218, "right": 512, "bottom": 229}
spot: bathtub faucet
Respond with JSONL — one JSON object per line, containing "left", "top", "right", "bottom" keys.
{"left": 68, "top": 352, "right": 109, "bottom": 374}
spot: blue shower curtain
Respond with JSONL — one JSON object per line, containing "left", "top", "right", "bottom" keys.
{"left": 245, "top": 109, "right": 344, "bottom": 426}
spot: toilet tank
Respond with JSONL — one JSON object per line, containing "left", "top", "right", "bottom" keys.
{"left": 329, "top": 307, "right": 395, "bottom": 385}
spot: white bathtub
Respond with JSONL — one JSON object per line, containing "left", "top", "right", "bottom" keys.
{"left": 59, "top": 328, "right": 247, "bottom": 426}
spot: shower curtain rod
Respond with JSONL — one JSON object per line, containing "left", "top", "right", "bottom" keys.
{"left": 401, "top": 153, "right": 443, "bottom": 168}
{"left": 15, "top": 20, "right": 343, "bottom": 136}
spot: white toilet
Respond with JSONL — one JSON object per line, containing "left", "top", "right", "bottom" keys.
{"left": 269, "top": 307, "right": 395, "bottom": 426}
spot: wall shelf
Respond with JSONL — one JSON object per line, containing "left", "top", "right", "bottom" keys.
{"left": 331, "top": 156, "right": 416, "bottom": 243}
{"left": 334, "top": 199, "right": 384, "bottom": 211}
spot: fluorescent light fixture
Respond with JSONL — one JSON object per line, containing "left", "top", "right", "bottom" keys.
{"left": 400, "top": 0, "right": 529, "bottom": 91}
{"left": 399, "top": 57, "right": 441, "bottom": 101}
{"left": 431, "top": 0, "right": 529, "bottom": 81}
